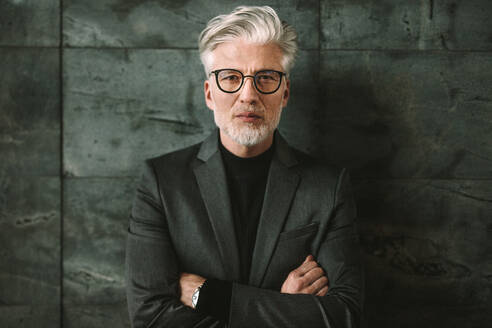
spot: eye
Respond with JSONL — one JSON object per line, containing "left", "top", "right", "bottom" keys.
{"left": 222, "top": 75, "right": 240, "bottom": 81}
{"left": 257, "top": 74, "right": 275, "bottom": 81}
{"left": 256, "top": 71, "right": 279, "bottom": 82}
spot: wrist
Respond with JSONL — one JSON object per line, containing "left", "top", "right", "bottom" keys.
{"left": 193, "top": 278, "right": 233, "bottom": 322}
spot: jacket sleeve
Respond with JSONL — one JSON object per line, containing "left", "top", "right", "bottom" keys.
{"left": 125, "top": 159, "right": 224, "bottom": 328}
{"left": 227, "top": 168, "right": 365, "bottom": 328}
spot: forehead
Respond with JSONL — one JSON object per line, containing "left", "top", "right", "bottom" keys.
{"left": 211, "top": 39, "right": 284, "bottom": 72}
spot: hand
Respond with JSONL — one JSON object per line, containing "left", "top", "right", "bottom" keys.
{"left": 280, "top": 255, "right": 329, "bottom": 296}
{"left": 179, "top": 272, "right": 206, "bottom": 308}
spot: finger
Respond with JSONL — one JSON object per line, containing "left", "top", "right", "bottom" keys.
{"left": 300, "top": 255, "right": 313, "bottom": 266}
{"left": 303, "top": 267, "right": 325, "bottom": 285}
{"left": 308, "top": 275, "right": 328, "bottom": 294}
{"left": 295, "top": 258, "right": 318, "bottom": 276}
{"left": 315, "top": 285, "right": 329, "bottom": 297}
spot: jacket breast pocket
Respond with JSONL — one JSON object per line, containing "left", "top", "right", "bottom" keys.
{"left": 278, "top": 222, "right": 319, "bottom": 242}
{"left": 262, "top": 222, "right": 319, "bottom": 290}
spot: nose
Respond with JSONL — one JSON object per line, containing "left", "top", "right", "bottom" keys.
{"left": 238, "top": 76, "right": 260, "bottom": 104}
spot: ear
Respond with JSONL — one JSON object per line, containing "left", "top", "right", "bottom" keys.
{"left": 204, "top": 79, "right": 215, "bottom": 111}
{"left": 281, "top": 78, "right": 290, "bottom": 108}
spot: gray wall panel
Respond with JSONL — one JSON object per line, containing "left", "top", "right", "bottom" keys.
{"left": 63, "top": 178, "right": 135, "bottom": 305}
{"left": 0, "top": 48, "right": 60, "bottom": 327}
{"left": 63, "top": 0, "right": 319, "bottom": 49}
{"left": 356, "top": 179, "right": 492, "bottom": 327}
{"left": 321, "top": 0, "right": 492, "bottom": 50}
{"left": 0, "top": 0, "right": 60, "bottom": 46}
{"left": 0, "top": 49, "right": 60, "bottom": 177}
{"left": 0, "top": 305, "right": 60, "bottom": 328}
{"left": 0, "top": 177, "right": 60, "bottom": 304}
{"left": 278, "top": 50, "right": 321, "bottom": 153}
{"left": 319, "top": 50, "right": 492, "bottom": 178}
{"left": 63, "top": 48, "right": 212, "bottom": 178}
{"left": 63, "top": 304, "right": 130, "bottom": 328}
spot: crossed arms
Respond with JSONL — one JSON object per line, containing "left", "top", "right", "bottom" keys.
{"left": 178, "top": 254, "right": 330, "bottom": 320}
{"left": 126, "top": 160, "right": 364, "bottom": 327}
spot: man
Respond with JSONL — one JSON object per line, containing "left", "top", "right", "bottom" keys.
{"left": 126, "top": 6, "right": 364, "bottom": 328}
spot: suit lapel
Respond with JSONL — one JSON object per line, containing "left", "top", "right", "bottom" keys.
{"left": 249, "top": 133, "right": 300, "bottom": 287}
{"left": 193, "top": 131, "right": 241, "bottom": 281}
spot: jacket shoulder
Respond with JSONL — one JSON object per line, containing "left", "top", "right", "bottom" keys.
{"left": 289, "top": 147, "right": 351, "bottom": 210}
{"left": 144, "top": 141, "right": 203, "bottom": 173}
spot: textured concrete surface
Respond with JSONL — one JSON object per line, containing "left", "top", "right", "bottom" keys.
{"left": 0, "top": 0, "right": 60, "bottom": 46}
{"left": 63, "top": 304, "right": 130, "bottom": 328}
{"left": 278, "top": 50, "right": 320, "bottom": 154}
{"left": 357, "top": 179, "right": 492, "bottom": 283}
{"left": 0, "top": 47, "right": 60, "bottom": 326}
{"left": 355, "top": 179, "right": 492, "bottom": 327}
{"left": 0, "top": 177, "right": 60, "bottom": 326}
{"left": 0, "top": 177, "right": 60, "bottom": 301}
{"left": 63, "top": 0, "right": 319, "bottom": 49}
{"left": 0, "top": 49, "right": 60, "bottom": 177}
{"left": 63, "top": 48, "right": 214, "bottom": 177}
{"left": 1, "top": 1, "right": 491, "bottom": 327}
{"left": 0, "top": 306, "right": 60, "bottom": 328}
{"left": 319, "top": 51, "right": 492, "bottom": 179}
{"left": 62, "top": 178, "right": 134, "bottom": 326}
{"left": 321, "top": 0, "right": 492, "bottom": 50}
{"left": 63, "top": 178, "right": 135, "bottom": 304}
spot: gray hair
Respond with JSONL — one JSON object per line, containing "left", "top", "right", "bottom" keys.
{"left": 198, "top": 6, "right": 298, "bottom": 76}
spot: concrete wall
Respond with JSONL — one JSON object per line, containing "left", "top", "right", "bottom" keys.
{"left": 1, "top": 1, "right": 491, "bottom": 327}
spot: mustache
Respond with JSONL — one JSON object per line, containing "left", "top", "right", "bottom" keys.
{"left": 232, "top": 105, "right": 265, "bottom": 115}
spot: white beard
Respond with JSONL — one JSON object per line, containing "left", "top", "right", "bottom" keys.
{"left": 214, "top": 104, "right": 282, "bottom": 146}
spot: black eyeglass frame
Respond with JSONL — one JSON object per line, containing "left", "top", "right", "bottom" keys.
{"left": 210, "top": 68, "right": 286, "bottom": 94}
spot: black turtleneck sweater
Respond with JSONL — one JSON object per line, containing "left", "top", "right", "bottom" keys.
{"left": 196, "top": 140, "right": 274, "bottom": 323}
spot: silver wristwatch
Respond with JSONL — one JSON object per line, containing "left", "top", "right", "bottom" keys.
{"left": 192, "top": 282, "right": 204, "bottom": 309}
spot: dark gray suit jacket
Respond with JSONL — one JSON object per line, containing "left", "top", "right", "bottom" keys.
{"left": 126, "top": 129, "right": 364, "bottom": 328}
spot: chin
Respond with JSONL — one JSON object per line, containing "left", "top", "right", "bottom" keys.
{"left": 214, "top": 109, "right": 281, "bottom": 147}
{"left": 220, "top": 121, "right": 273, "bottom": 147}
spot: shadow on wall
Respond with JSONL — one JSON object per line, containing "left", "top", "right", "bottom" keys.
{"left": 315, "top": 70, "right": 491, "bottom": 327}
{"left": 315, "top": 79, "right": 397, "bottom": 179}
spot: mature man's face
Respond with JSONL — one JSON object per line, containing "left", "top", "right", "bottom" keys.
{"left": 204, "top": 39, "right": 290, "bottom": 147}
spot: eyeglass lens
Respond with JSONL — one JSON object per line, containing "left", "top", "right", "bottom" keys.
{"left": 216, "top": 69, "right": 282, "bottom": 94}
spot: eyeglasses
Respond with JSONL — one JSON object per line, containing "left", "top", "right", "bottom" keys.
{"left": 210, "top": 69, "right": 286, "bottom": 94}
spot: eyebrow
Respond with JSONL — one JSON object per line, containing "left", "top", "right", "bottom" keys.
{"left": 216, "top": 68, "right": 280, "bottom": 73}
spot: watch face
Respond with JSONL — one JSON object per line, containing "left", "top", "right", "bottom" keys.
{"left": 192, "top": 289, "right": 199, "bottom": 307}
